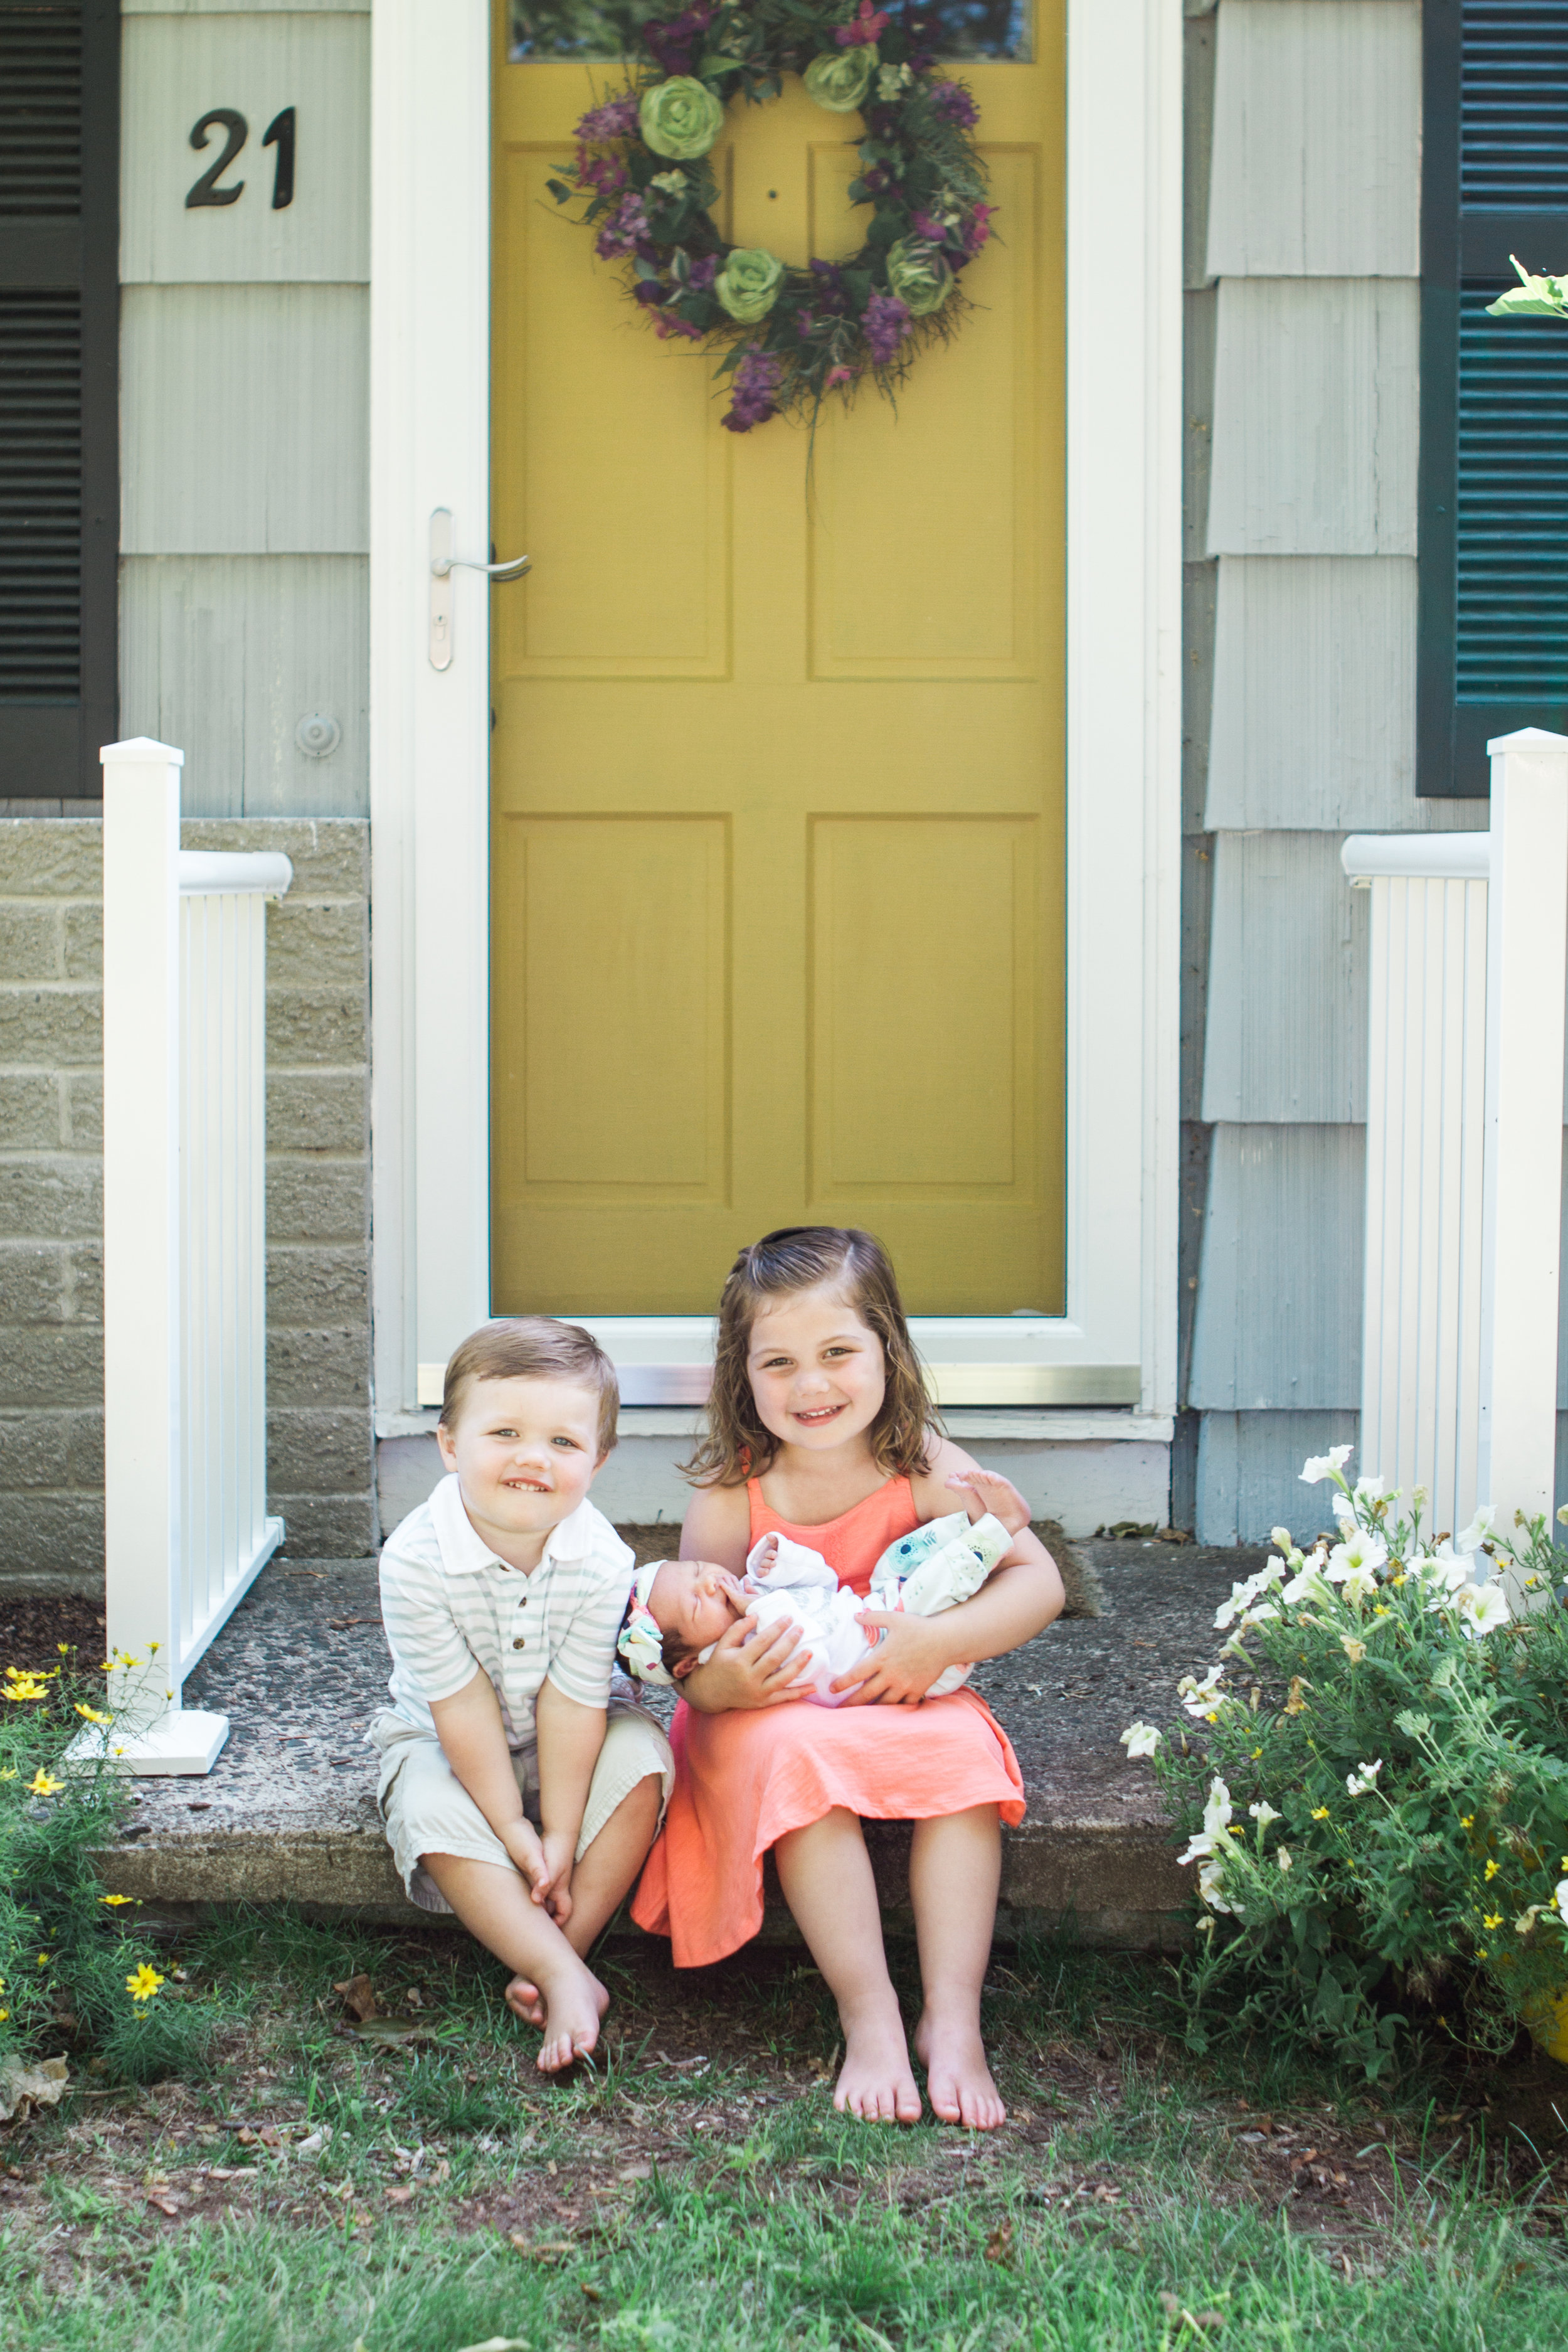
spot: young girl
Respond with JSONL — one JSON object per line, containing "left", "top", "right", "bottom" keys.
{"left": 631, "top": 1227, "right": 1065, "bottom": 2130}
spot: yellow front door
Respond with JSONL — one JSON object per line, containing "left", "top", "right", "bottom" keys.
{"left": 491, "top": 5, "right": 1064, "bottom": 1316}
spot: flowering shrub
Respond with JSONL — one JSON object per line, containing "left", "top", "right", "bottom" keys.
{"left": 1123, "top": 1449, "right": 1568, "bottom": 2077}
{"left": 0, "top": 1649, "right": 208, "bottom": 2084}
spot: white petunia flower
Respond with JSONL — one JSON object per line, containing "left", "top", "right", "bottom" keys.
{"left": 1177, "top": 1666, "right": 1226, "bottom": 1718}
{"left": 1331, "top": 1490, "right": 1359, "bottom": 1526}
{"left": 1271, "top": 1525, "right": 1294, "bottom": 1553}
{"left": 1324, "top": 1532, "right": 1387, "bottom": 1582}
{"left": 1119, "top": 1721, "right": 1161, "bottom": 1759}
{"left": 1202, "top": 1776, "right": 1234, "bottom": 1839}
{"left": 1554, "top": 1880, "right": 1568, "bottom": 1930}
{"left": 1353, "top": 1474, "right": 1388, "bottom": 1503}
{"left": 1456, "top": 1579, "right": 1511, "bottom": 1636}
{"left": 1338, "top": 1569, "right": 1378, "bottom": 1609}
{"left": 1454, "top": 1506, "right": 1497, "bottom": 1556}
{"left": 1248, "top": 1802, "right": 1280, "bottom": 1828}
{"left": 1345, "top": 1759, "right": 1384, "bottom": 1797}
{"left": 1281, "top": 1567, "right": 1330, "bottom": 1606}
{"left": 1197, "top": 1856, "right": 1235, "bottom": 1915}
{"left": 1276, "top": 1846, "right": 1293, "bottom": 1872}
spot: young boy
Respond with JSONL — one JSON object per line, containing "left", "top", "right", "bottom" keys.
{"left": 371, "top": 1319, "right": 673, "bottom": 2072}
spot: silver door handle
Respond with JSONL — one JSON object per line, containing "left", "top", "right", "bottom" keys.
{"left": 428, "top": 508, "right": 529, "bottom": 671}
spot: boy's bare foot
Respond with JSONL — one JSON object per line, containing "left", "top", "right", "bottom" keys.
{"left": 913, "top": 2009, "right": 1006, "bottom": 2131}
{"left": 530, "top": 1959, "right": 609, "bottom": 2074}
{"left": 945, "top": 1468, "right": 1032, "bottom": 1540}
{"left": 832, "top": 2004, "right": 923, "bottom": 2125}
{"left": 504, "top": 1974, "right": 546, "bottom": 2028}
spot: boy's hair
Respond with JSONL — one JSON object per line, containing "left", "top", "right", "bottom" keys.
{"left": 682, "top": 1227, "right": 941, "bottom": 1489}
{"left": 440, "top": 1317, "right": 620, "bottom": 1458}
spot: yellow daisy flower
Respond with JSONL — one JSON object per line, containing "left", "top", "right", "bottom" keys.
{"left": 98, "top": 1894, "right": 135, "bottom": 1908}
{"left": 1311, "top": 1806, "right": 1330, "bottom": 1821}
{"left": 1483, "top": 1913, "right": 1503, "bottom": 1930}
{"left": 73, "top": 1703, "right": 112, "bottom": 1725}
{"left": 27, "top": 1770, "right": 61, "bottom": 1797}
{"left": 1485, "top": 1859, "right": 1500, "bottom": 1880}
{"left": 125, "top": 1964, "right": 164, "bottom": 2003}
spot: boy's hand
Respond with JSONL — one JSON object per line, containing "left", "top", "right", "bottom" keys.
{"left": 945, "top": 1468, "right": 1032, "bottom": 1539}
{"left": 501, "top": 1817, "right": 552, "bottom": 1899}
{"left": 833, "top": 1611, "right": 954, "bottom": 1706}
{"left": 538, "top": 1831, "right": 576, "bottom": 1927}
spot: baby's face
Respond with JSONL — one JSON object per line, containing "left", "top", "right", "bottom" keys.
{"left": 648, "top": 1558, "right": 747, "bottom": 1650}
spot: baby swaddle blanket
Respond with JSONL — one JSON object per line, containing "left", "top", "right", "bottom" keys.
{"left": 696, "top": 1510, "right": 1012, "bottom": 1706}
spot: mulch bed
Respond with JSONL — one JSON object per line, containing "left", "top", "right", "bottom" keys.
{"left": 0, "top": 1592, "right": 107, "bottom": 1674}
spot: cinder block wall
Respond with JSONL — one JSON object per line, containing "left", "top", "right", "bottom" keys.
{"left": 0, "top": 817, "right": 374, "bottom": 1581}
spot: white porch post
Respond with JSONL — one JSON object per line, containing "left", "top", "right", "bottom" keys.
{"left": 100, "top": 740, "right": 187, "bottom": 1730}
{"left": 1476, "top": 728, "right": 1568, "bottom": 1526}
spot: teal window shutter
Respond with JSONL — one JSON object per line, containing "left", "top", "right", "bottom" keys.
{"left": 1419, "top": 0, "right": 1568, "bottom": 796}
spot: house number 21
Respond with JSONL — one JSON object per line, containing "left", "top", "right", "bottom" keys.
{"left": 186, "top": 107, "right": 296, "bottom": 210}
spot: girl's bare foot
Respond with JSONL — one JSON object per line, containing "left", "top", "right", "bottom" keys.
{"left": 532, "top": 1960, "right": 610, "bottom": 2074}
{"left": 945, "top": 1468, "right": 1032, "bottom": 1540}
{"left": 913, "top": 2009, "right": 1006, "bottom": 2130}
{"left": 832, "top": 2001, "right": 923, "bottom": 2125}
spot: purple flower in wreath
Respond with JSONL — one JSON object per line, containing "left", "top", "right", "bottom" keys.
{"left": 862, "top": 290, "right": 911, "bottom": 366}
{"left": 632, "top": 279, "right": 669, "bottom": 306}
{"left": 911, "top": 210, "right": 948, "bottom": 245}
{"left": 595, "top": 193, "right": 650, "bottom": 258}
{"left": 930, "top": 80, "right": 980, "bottom": 129}
{"left": 577, "top": 149, "right": 629, "bottom": 198}
{"left": 963, "top": 201, "right": 997, "bottom": 258}
{"left": 836, "top": 1, "right": 890, "bottom": 46}
{"left": 808, "top": 259, "right": 849, "bottom": 316}
{"left": 654, "top": 310, "right": 704, "bottom": 340}
{"left": 575, "top": 92, "right": 642, "bottom": 142}
{"left": 687, "top": 253, "right": 718, "bottom": 292}
{"left": 644, "top": 4, "right": 714, "bottom": 78}
{"left": 721, "top": 346, "right": 785, "bottom": 432}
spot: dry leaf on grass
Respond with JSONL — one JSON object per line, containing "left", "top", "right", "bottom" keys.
{"left": 983, "top": 2218, "right": 1015, "bottom": 2265}
{"left": 351, "top": 2018, "right": 439, "bottom": 2045}
{"left": 0, "top": 2057, "right": 66, "bottom": 2124}
{"left": 508, "top": 2233, "right": 578, "bottom": 2262}
{"left": 332, "top": 1972, "right": 378, "bottom": 2021}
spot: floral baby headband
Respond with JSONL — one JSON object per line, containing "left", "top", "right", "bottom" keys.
{"left": 617, "top": 1560, "right": 673, "bottom": 1688}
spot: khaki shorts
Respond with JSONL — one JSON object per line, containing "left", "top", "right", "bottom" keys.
{"left": 371, "top": 1700, "right": 674, "bottom": 1917}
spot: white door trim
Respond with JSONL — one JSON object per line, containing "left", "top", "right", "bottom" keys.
{"left": 368, "top": 0, "right": 1183, "bottom": 1418}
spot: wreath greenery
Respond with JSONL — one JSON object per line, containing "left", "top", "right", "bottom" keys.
{"left": 549, "top": 1, "right": 995, "bottom": 431}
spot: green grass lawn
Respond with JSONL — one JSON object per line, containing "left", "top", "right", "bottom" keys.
{"left": 2, "top": 1915, "right": 1565, "bottom": 2350}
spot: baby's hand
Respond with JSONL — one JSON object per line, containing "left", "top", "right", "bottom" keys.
{"left": 946, "top": 1467, "right": 1032, "bottom": 1538}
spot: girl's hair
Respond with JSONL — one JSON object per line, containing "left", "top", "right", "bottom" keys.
{"left": 683, "top": 1227, "right": 941, "bottom": 1487}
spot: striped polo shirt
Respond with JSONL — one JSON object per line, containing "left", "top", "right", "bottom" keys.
{"left": 378, "top": 1472, "right": 636, "bottom": 1747}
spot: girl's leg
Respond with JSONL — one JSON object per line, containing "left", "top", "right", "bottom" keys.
{"left": 420, "top": 1851, "right": 608, "bottom": 2073}
{"left": 908, "top": 1804, "right": 1005, "bottom": 2130}
{"left": 504, "top": 1774, "right": 667, "bottom": 2029}
{"left": 773, "top": 1808, "right": 922, "bottom": 2125}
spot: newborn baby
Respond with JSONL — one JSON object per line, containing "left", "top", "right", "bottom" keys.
{"left": 617, "top": 1472, "right": 1031, "bottom": 1705}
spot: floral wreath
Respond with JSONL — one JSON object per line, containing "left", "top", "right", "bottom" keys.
{"left": 550, "top": 0, "right": 995, "bottom": 432}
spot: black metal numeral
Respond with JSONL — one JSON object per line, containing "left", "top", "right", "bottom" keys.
{"left": 263, "top": 107, "right": 296, "bottom": 211}
{"left": 186, "top": 109, "right": 248, "bottom": 208}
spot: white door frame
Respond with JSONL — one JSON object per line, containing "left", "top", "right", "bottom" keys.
{"left": 368, "top": 0, "right": 1184, "bottom": 1420}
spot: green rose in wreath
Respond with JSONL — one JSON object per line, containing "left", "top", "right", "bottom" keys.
{"left": 802, "top": 45, "right": 877, "bottom": 112}
{"left": 640, "top": 75, "right": 726, "bottom": 160}
{"left": 715, "top": 247, "right": 785, "bottom": 324}
{"left": 886, "top": 236, "right": 955, "bottom": 317}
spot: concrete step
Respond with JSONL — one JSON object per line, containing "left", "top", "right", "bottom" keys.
{"left": 95, "top": 1541, "right": 1267, "bottom": 1948}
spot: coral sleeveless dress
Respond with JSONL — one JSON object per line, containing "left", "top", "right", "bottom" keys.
{"left": 630, "top": 1474, "right": 1025, "bottom": 1966}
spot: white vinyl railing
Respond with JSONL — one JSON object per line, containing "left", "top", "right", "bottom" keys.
{"left": 1343, "top": 727, "right": 1568, "bottom": 1544}
{"left": 95, "top": 739, "right": 291, "bottom": 1774}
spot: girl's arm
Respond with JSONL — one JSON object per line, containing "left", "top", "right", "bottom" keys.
{"left": 429, "top": 1667, "right": 553, "bottom": 1893}
{"left": 676, "top": 1481, "right": 818, "bottom": 1715}
{"left": 831, "top": 1439, "right": 1065, "bottom": 1707}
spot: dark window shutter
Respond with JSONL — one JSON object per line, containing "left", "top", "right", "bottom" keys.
{"left": 1418, "top": 0, "right": 1568, "bottom": 795}
{"left": 0, "top": 1, "right": 117, "bottom": 800}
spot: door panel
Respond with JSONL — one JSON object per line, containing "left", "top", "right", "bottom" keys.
{"left": 492, "top": 10, "right": 1064, "bottom": 1314}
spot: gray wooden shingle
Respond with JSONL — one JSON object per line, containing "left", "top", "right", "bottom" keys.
{"left": 119, "top": 556, "right": 368, "bottom": 816}
{"left": 1206, "top": 1, "right": 1420, "bottom": 278}
{"left": 1205, "top": 555, "right": 1416, "bottom": 827}
{"left": 121, "top": 285, "right": 369, "bottom": 555}
{"left": 1202, "top": 832, "right": 1368, "bottom": 1122}
{"left": 1207, "top": 279, "right": 1419, "bottom": 556}
{"left": 1189, "top": 1123, "right": 1365, "bottom": 1409}
{"left": 1195, "top": 1408, "right": 1362, "bottom": 1544}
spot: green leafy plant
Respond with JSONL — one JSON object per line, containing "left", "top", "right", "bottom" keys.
{"left": 1121, "top": 1450, "right": 1568, "bottom": 2077}
{"left": 0, "top": 1647, "right": 211, "bottom": 2084}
